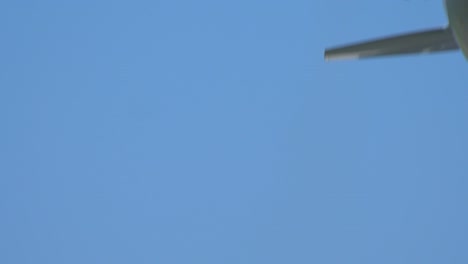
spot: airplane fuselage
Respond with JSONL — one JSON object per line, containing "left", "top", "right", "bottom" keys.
{"left": 446, "top": 0, "right": 468, "bottom": 59}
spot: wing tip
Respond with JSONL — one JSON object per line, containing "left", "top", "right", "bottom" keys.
{"left": 324, "top": 51, "right": 330, "bottom": 61}
{"left": 324, "top": 49, "right": 360, "bottom": 61}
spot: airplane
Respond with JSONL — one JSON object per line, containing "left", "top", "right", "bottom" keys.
{"left": 324, "top": 0, "right": 468, "bottom": 61}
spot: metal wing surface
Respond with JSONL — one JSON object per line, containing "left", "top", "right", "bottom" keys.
{"left": 324, "top": 27, "right": 459, "bottom": 61}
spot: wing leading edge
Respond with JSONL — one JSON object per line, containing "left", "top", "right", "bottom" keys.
{"left": 324, "top": 27, "right": 459, "bottom": 61}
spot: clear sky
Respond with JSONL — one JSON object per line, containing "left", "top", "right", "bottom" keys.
{"left": 2, "top": 0, "right": 468, "bottom": 263}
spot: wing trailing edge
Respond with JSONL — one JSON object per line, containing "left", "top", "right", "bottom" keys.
{"left": 324, "top": 27, "right": 459, "bottom": 61}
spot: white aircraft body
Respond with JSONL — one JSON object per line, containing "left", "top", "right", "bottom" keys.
{"left": 324, "top": 0, "right": 468, "bottom": 61}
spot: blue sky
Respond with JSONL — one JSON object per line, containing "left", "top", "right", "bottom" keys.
{"left": 2, "top": 0, "right": 468, "bottom": 263}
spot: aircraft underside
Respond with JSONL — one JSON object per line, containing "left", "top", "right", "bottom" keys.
{"left": 324, "top": 0, "right": 468, "bottom": 61}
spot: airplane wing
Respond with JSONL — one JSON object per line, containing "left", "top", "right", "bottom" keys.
{"left": 324, "top": 27, "right": 459, "bottom": 61}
